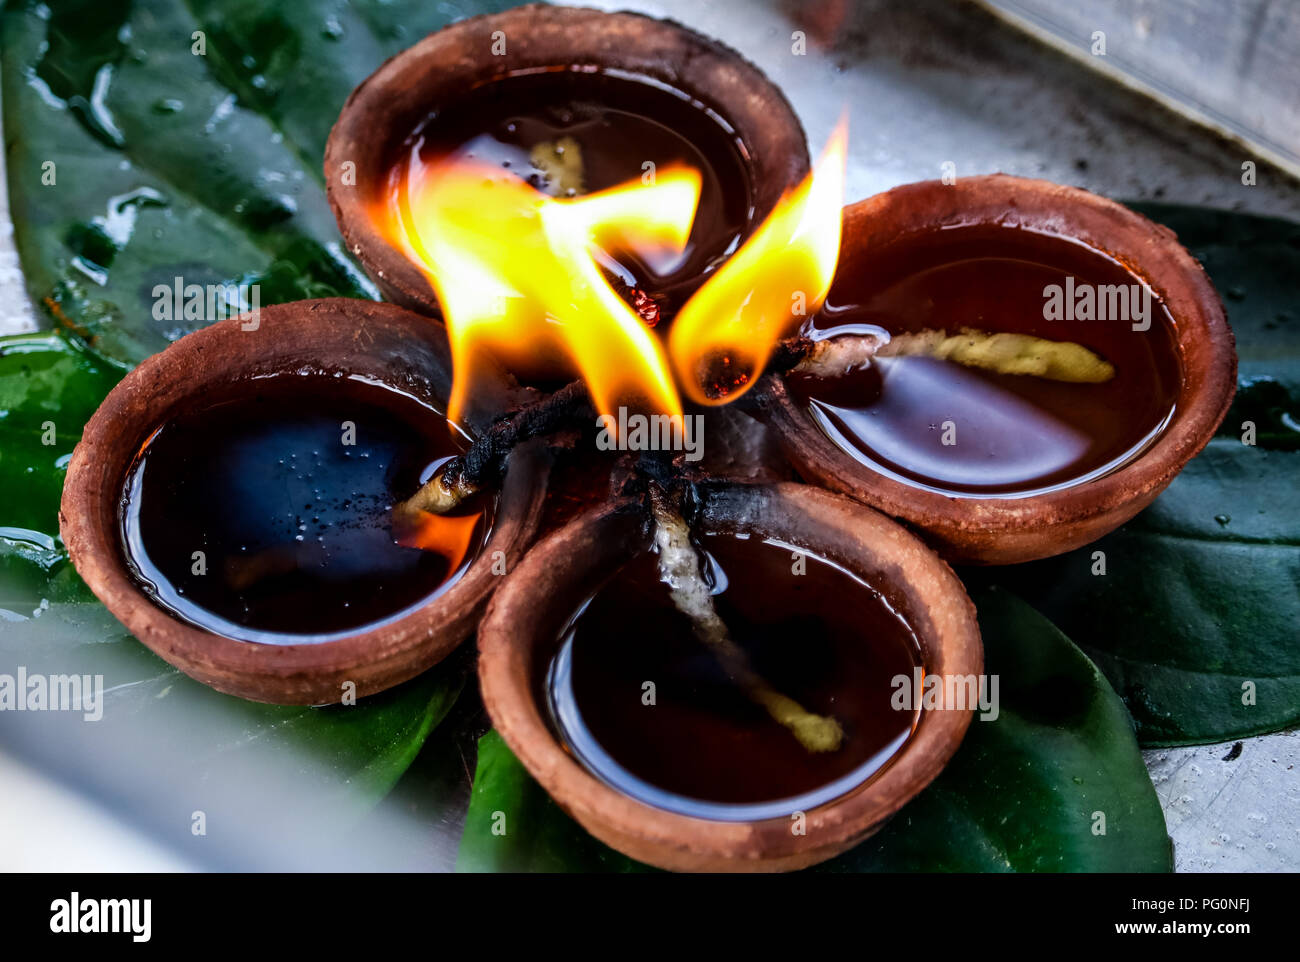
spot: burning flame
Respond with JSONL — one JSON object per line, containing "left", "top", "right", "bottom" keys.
{"left": 374, "top": 159, "right": 701, "bottom": 423}
{"left": 374, "top": 120, "right": 846, "bottom": 421}
{"left": 668, "top": 121, "right": 848, "bottom": 404}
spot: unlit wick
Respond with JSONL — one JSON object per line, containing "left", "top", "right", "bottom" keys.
{"left": 794, "top": 327, "right": 1116, "bottom": 383}
{"left": 648, "top": 486, "right": 844, "bottom": 754}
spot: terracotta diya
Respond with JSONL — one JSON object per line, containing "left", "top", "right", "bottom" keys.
{"left": 478, "top": 481, "right": 983, "bottom": 872}
{"left": 324, "top": 4, "right": 809, "bottom": 318}
{"left": 760, "top": 175, "right": 1237, "bottom": 564}
{"left": 60, "top": 299, "right": 548, "bottom": 705}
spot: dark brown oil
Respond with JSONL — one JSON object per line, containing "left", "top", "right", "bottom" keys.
{"left": 390, "top": 69, "right": 754, "bottom": 305}
{"left": 789, "top": 225, "right": 1183, "bottom": 496}
{"left": 120, "top": 374, "right": 491, "bottom": 643}
{"left": 545, "top": 532, "right": 922, "bottom": 820}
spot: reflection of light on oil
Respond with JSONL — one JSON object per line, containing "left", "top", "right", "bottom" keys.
{"left": 808, "top": 355, "right": 1174, "bottom": 498}
{"left": 392, "top": 510, "right": 481, "bottom": 569}
{"left": 548, "top": 535, "right": 925, "bottom": 821}
{"left": 548, "top": 622, "right": 915, "bottom": 823}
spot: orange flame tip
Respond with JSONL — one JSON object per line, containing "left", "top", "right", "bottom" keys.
{"left": 667, "top": 120, "right": 848, "bottom": 405}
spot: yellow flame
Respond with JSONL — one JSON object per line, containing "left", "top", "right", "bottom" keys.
{"left": 375, "top": 121, "right": 847, "bottom": 421}
{"left": 668, "top": 120, "right": 847, "bottom": 405}
{"left": 374, "top": 159, "right": 701, "bottom": 424}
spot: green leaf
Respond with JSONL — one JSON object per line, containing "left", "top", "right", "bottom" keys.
{"left": 822, "top": 587, "right": 1170, "bottom": 871}
{"left": 0, "top": 332, "right": 122, "bottom": 549}
{"left": 1, "top": 0, "right": 513, "bottom": 365}
{"left": 456, "top": 587, "right": 1171, "bottom": 872}
{"left": 457, "top": 729, "right": 656, "bottom": 873}
{"left": 979, "top": 204, "right": 1300, "bottom": 746}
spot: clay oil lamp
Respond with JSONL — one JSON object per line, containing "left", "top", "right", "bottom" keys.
{"left": 50, "top": 2, "right": 1221, "bottom": 873}
{"left": 325, "top": 4, "right": 809, "bottom": 324}
{"left": 60, "top": 299, "right": 548, "bottom": 705}
{"left": 479, "top": 479, "right": 982, "bottom": 872}
{"left": 759, "top": 176, "right": 1237, "bottom": 564}
{"left": 382, "top": 106, "right": 986, "bottom": 870}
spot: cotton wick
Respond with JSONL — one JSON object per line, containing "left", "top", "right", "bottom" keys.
{"left": 793, "top": 327, "right": 1116, "bottom": 383}
{"left": 648, "top": 485, "right": 844, "bottom": 754}
{"left": 395, "top": 379, "right": 593, "bottom": 518}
